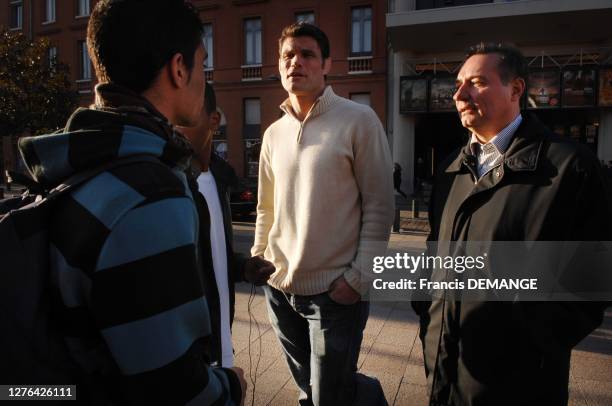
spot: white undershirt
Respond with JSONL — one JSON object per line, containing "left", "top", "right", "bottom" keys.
{"left": 196, "top": 171, "right": 233, "bottom": 367}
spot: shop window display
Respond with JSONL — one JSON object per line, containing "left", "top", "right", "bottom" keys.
{"left": 562, "top": 68, "right": 596, "bottom": 107}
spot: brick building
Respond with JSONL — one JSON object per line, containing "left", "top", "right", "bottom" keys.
{"left": 200, "top": 0, "right": 387, "bottom": 177}
{"left": 2, "top": 0, "right": 97, "bottom": 101}
{"left": 1, "top": 0, "right": 96, "bottom": 182}
{"left": 1, "top": 0, "right": 388, "bottom": 179}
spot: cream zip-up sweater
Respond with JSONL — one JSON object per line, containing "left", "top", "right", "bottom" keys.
{"left": 251, "top": 86, "right": 394, "bottom": 295}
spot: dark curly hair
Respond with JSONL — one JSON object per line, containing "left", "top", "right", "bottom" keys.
{"left": 87, "top": 0, "right": 203, "bottom": 93}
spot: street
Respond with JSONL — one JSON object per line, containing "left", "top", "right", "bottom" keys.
{"left": 231, "top": 222, "right": 612, "bottom": 406}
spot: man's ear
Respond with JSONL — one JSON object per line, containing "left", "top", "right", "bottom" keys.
{"left": 209, "top": 111, "right": 221, "bottom": 132}
{"left": 168, "top": 52, "right": 190, "bottom": 89}
{"left": 322, "top": 57, "right": 332, "bottom": 75}
{"left": 511, "top": 77, "right": 525, "bottom": 102}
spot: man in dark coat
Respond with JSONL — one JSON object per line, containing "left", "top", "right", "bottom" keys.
{"left": 414, "top": 43, "right": 611, "bottom": 405}
{"left": 180, "top": 83, "right": 274, "bottom": 367}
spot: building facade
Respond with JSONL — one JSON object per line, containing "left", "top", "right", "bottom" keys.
{"left": 1, "top": 0, "right": 387, "bottom": 179}
{"left": 2, "top": 0, "right": 97, "bottom": 101}
{"left": 196, "top": 0, "right": 387, "bottom": 177}
{"left": 1, "top": 0, "right": 96, "bottom": 182}
{"left": 387, "top": 0, "right": 612, "bottom": 194}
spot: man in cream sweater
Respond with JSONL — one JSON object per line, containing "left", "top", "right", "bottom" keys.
{"left": 252, "top": 23, "right": 394, "bottom": 405}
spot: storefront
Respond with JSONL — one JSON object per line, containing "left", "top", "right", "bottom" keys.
{"left": 386, "top": 0, "right": 612, "bottom": 194}
{"left": 397, "top": 61, "right": 611, "bottom": 185}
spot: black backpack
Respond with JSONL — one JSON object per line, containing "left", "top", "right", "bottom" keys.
{"left": 0, "top": 155, "right": 160, "bottom": 384}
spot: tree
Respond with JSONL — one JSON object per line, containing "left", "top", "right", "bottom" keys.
{"left": 0, "top": 26, "right": 78, "bottom": 138}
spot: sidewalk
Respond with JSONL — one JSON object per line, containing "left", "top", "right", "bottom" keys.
{"left": 231, "top": 223, "right": 612, "bottom": 406}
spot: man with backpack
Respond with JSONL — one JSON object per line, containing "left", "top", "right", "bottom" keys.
{"left": 0, "top": 1, "right": 245, "bottom": 404}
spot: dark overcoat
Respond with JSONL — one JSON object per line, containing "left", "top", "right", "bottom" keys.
{"left": 414, "top": 115, "right": 611, "bottom": 406}
{"left": 191, "top": 153, "right": 246, "bottom": 366}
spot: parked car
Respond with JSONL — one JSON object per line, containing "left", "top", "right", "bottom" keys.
{"left": 230, "top": 178, "right": 257, "bottom": 219}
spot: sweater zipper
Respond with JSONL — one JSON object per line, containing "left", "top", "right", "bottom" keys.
{"left": 297, "top": 121, "right": 304, "bottom": 144}
{"left": 292, "top": 96, "right": 322, "bottom": 144}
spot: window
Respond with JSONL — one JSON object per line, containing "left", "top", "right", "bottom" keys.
{"left": 48, "top": 46, "right": 58, "bottom": 70}
{"left": 244, "top": 98, "right": 261, "bottom": 177}
{"left": 244, "top": 98, "right": 261, "bottom": 138}
{"left": 295, "top": 11, "right": 315, "bottom": 24}
{"left": 350, "top": 93, "right": 371, "bottom": 106}
{"left": 78, "top": 40, "right": 92, "bottom": 80}
{"left": 351, "top": 7, "right": 372, "bottom": 55}
{"left": 45, "top": 0, "right": 56, "bottom": 23}
{"left": 202, "top": 23, "right": 213, "bottom": 69}
{"left": 244, "top": 18, "right": 262, "bottom": 65}
{"left": 76, "top": 0, "right": 90, "bottom": 17}
{"left": 10, "top": 1, "right": 23, "bottom": 29}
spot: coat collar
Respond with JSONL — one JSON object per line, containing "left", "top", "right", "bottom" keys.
{"left": 279, "top": 85, "right": 339, "bottom": 122}
{"left": 446, "top": 114, "right": 546, "bottom": 174}
{"left": 209, "top": 153, "right": 238, "bottom": 189}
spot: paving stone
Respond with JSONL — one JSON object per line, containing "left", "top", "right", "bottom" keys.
{"left": 407, "top": 336, "right": 425, "bottom": 366}
{"left": 364, "top": 316, "right": 387, "bottom": 337}
{"left": 358, "top": 335, "right": 376, "bottom": 367}
{"left": 264, "top": 356, "right": 292, "bottom": 375}
{"left": 402, "top": 364, "right": 427, "bottom": 387}
{"left": 243, "top": 371, "right": 292, "bottom": 406}
{"left": 378, "top": 374, "right": 403, "bottom": 405}
{"left": 383, "top": 316, "right": 420, "bottom": 331}
{"left": 393, "top": 382, "right": 429, "bottom": 406}
{"left": 370, "top": 303, "right": 395, "bottom": 318}
{"left": 387, "top": 308, "right": 420, "bottom": 323}
{"left": 576, "top": 379, "right": 612, "bottom": 406}
{"left": 570, "top": 354, "right": 612, "bottom": 381}
{"left": 574, "top": 331, "right": 612, "bottom": 357}
{"left": 376, "top": 325, "right": 418, "bottom": 348}
{"left": 235, "top": 353, "right": 278, "bottom": 378}
{"left": 268, "top": 384, "right": 301, "bottom": 406}
{"left": 568, "top": 378, "right": 587, "bottom": 406}
{"left": 361, "top": 343, "right": 409, "bottom": 374}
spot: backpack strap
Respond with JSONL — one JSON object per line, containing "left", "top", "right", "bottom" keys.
{"left": 45, "top": 155, "right": 164, "bottom": 201}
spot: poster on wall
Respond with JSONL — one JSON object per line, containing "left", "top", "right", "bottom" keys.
{"left": 399, "top": 77, "right": 428, "bottom": 113}
{"left": 599, "top": 67, "right": 612, "bottom": 107}
{"left": 562, "top": 68, "right": 596, "bottom": 107}
{"left": 527, "top": 70, "right": 561, "bottom": 108}
{"left": 429, "top": 77, "right": 456, "bottom": 112}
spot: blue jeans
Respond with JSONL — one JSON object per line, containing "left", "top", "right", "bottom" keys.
{"left": 263, "top": 285, "right": 386, "bottom": 406}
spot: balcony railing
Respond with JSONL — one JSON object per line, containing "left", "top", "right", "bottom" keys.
{"left": 75, "top": 78, "right": 93, "bottom": 94}
{"left": 415, "top": 0, "right": 493, "bottom": 10}
{"left": 348, "top": 56, "right": 373, "bottom": 74}
{"left": 205, "top": 68, "right": 214, "bottom": 82}
{"left": 241, "top": 64, "right": 262, "bottom": 81}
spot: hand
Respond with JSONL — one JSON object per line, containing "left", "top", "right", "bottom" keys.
{"left": 230, "top": 366, "right": 247, "bottom": 405}
{"left": 328, "top": 275, "right": 360, "bottom": 305}
{"left": 243, "top": 256, "right": 275, "bottom": 286}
